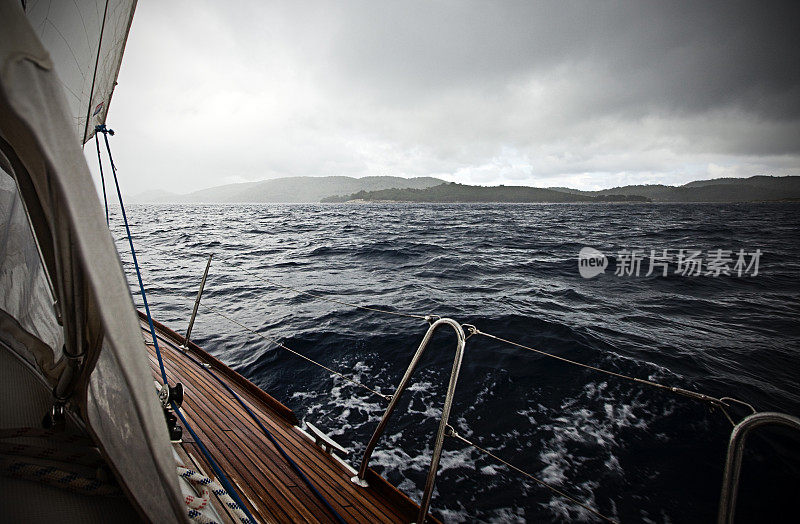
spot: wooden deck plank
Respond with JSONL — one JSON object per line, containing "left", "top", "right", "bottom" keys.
{"left": 153, "top": 349, "right": 305, "bottom": 523}
{"left": 140, "top": 316, "right": 436, "bottom": 524}
{"left": 154, "top": 341, "right": 406, "bottom": 523}
{"left": 171, "top": 342, "right": 413, "bottom": 523}
{"left": 153, "top": 338, "right": 406, "bottom": 524}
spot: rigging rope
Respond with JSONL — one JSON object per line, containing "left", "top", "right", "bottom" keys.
{"left": 445, "top": 427, "right": 619, "bottom": 524}
{"left": 116, "top": 240, "right": 754, "bottom": 424}
{"left": 100, "top": 125, "right": 166, "bottom": 383}
{"left": 98, "top": 125, "right": 255, "bottom": 524}
{"left": 0, "top": 427, "right": 118, "bottom": 496}
{"left": 464, "top": 325, "right": 755, "bottom": 423}
{"left": 116, "top": 255, "right": 391, "bottom": 402}
{"left": 199, "top": 301, "right": 392, "bottom": 402}
{"left": 0, "top": 457, "right": 122, "bottom": 497}
{"left": 105, "top": 191, "right": 762, "bottom": 520}
{"left": 171, "top": 408, "right": 251, "bottom": 524}
{"left": 178, "top": 465, "right": 250, "bottom": 524}
{"left": 160, "top": 335, "right": 346, "bottom": 524}
{"left": 103, "top": 213, "right": 755, "bottom": 420}
{"left": 93, "top": 133, "right": 109, "bottom": 225}
{"left": 112, "top": 234, "right": 433, "bottom": 322}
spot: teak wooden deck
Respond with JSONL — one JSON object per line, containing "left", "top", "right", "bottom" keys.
{"left": 139, "top": 313, "right": 434, "bottom": 523}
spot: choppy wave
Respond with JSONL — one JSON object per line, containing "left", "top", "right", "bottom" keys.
{"left": 116, "top": 202, "right": 800, "bottom": 522}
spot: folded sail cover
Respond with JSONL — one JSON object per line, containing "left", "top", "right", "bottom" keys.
{"left": 0, "top": 1, "right": 186, "bottom": 521}
{"left": 25, "top": 0, "right": 135, "bottom": 144}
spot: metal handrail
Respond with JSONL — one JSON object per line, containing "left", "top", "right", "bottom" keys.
{"left": 717, "top": 411, "right": 800, "bottom": 524}
{"left": 351, "top": 318, "right": 466, "bottom": 523}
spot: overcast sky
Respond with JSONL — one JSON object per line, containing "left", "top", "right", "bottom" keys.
{"left": 88, "top": 1, "right": 800, "bottom": 194}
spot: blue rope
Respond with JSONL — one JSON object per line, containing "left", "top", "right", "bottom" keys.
{"left": 98, "top": 125, "right": 166, "bottom": 383}
{"left": 97, "top": 125, "right": 256, "bottom": 524}
{"left": 157, "top": 336, "right": 347, "bottom": 524}
{"left": 93, "top": 133, "right": 109, "bottom": 226}
{"left": 171, "top": 405, "right": 250, "bottom": 523}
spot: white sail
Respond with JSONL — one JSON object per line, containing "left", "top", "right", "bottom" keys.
{"left": 24, "top": 0, "right": 136, "bottom": 144}
{"left": 1, "top": 1, "right": 187, "bottom": 520}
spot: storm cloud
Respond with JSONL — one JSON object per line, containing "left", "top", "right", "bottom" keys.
{"left": 96, "top": 0, "right": 800, "bottom": 193}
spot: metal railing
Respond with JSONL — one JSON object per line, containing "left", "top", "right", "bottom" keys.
{"left": 182, "top": 253, "right": 213, "bottom": 348}
{"left": 351, "top": 318, "right": 466, "bottom": 523}
{"left": 128, "top": 243, "right": 800, "bottom": 523}
{"left": 717, "top": 411, "right": 800, "bottom": 524}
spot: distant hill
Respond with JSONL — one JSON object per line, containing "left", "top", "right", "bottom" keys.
{"left": 129, "top": 189, "right": 183, "bottom": 203}
{"left": 132, "top": 174, "right": 800, "bottom": 204}
{"left": 325, "top": 175, "right": 800, "bottom": 203}
{"left": 322, "top": 183, "right": 648, "bottom": 203}
{"left": 571, "top": 175, "right": 800, "bottom": 202}
{"left": 131, "top": 176, "right": 444, "bottom": 203}
{"left": 682, "top": 175, "right": 800, "bottom": 189}
{"left": 176, "top": 181, "right": 262, "bottom": 203}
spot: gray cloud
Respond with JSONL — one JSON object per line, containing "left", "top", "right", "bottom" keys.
{"left": 92, "top": 0, "right": 800, "bottom": 194}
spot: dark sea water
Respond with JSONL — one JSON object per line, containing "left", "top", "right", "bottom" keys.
{"left": 115, "top": 202, "right": 799, "bottom": 523}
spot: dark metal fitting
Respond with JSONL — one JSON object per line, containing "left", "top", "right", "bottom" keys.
{"left": 158, "top": 382, "right": 184, "bottom": 409}
{"left": 42, "top": 403, "right": 66, "bottom": 430}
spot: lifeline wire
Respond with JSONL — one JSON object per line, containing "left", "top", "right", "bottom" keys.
{"left": 466, "top": 326, "right": 755, "bottom": 420}
{"left": 199, "top": 301, "right": 392, "bottom": 402}
{"left": 104, "top": 225, "right": 756, "bottom": 415}
{"left": 99, "top": 125, "right": 255, "bottom": 524}
{"left": 115, "top": 238, "right": 754, "bottom": 420}
{"left": 446, "top": 429, "right": 619, "bottom": 524}
{"left": 110, "top": 208, "right": 762, "bottom": 517}
{"left": 119, "top": 255, "right": 391, "bottom": 402}
{"left": 126, "top": 261, "right": 358, "bottom": 522}
{"left": 114, "top": 235, "right": 432, "bottom": 322}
